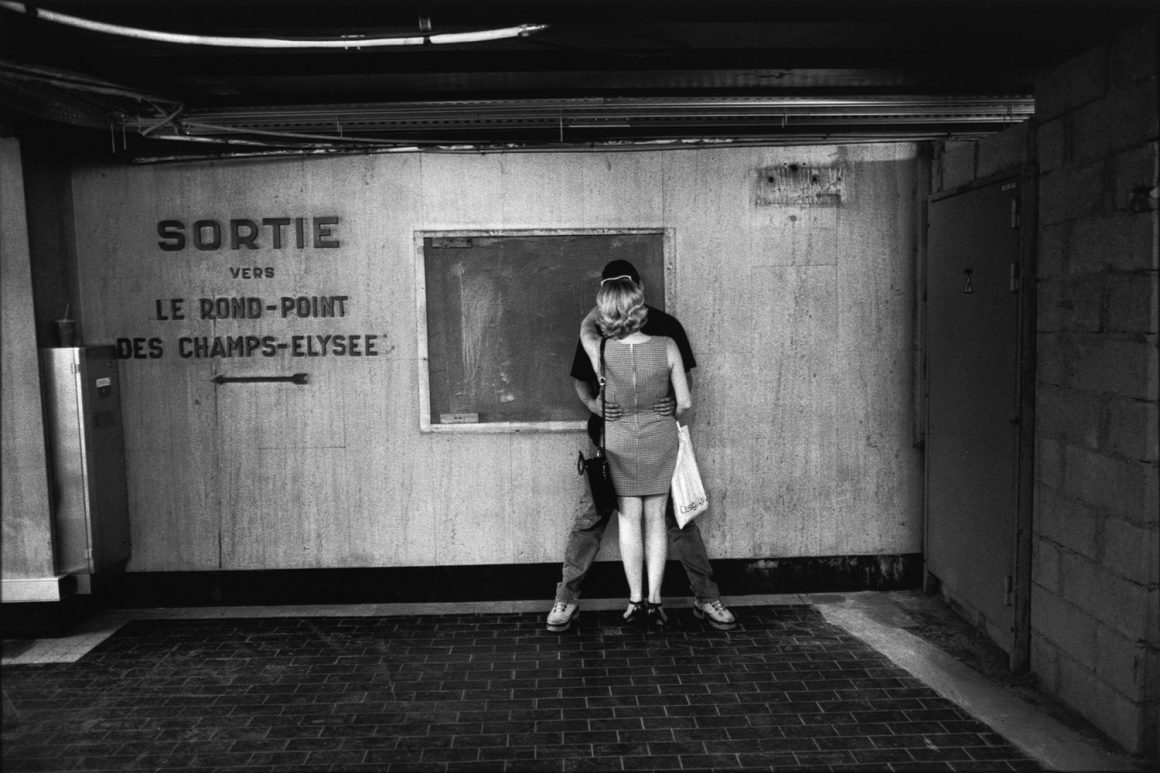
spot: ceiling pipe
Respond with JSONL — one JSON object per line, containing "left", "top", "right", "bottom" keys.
{"left": 0, "top": 2, "right": 548, "bottom": 48}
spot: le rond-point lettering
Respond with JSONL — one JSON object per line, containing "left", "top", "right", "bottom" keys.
{"left": 154, "top": 296, "right": 351, "bottom": 321}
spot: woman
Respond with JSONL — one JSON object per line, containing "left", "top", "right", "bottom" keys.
{"left": 580, "top": 274, "right": 692, "bottom": 628}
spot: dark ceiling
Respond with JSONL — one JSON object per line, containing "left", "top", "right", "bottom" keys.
{"left": 0, "top": 0, "right": 1153, "bottom": 162}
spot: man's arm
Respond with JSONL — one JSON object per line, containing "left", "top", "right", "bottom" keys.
{"left": 573, "top": 378, "right": 600, "bottom": 416}
{"left": 573, "top": 378, "right": 623, "bottom": 421}
{"left": 575, "top": 308, "right": 628, "bottom": 420}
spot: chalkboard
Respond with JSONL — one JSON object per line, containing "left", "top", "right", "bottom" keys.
{"left": 416, "top": 229, "right": 670, "bottom": 432}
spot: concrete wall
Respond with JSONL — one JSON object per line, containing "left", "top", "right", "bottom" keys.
{"left": 0, "top": 138, "right": 57, "bottom": 601}
{"left": 932, "top": 17, "right": 1159, "bottom": 757}
{"left": 1030, "top": 18, "right": 1159, "bottom": 757}
{"left": 22, "top": 139, "right": 80, "bottom": 349}
{"left": 59, "top": 144, "right": 923, "bottom": 574}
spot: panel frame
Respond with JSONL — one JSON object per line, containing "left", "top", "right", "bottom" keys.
{"left": 414, "top": 227, "right": 674, "bottom": 434}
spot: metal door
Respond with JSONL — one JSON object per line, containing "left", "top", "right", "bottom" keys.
{"left": 926, "top": 176, "right": 1023, "bottom": 654}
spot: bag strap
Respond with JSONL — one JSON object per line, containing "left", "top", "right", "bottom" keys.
{"left": 598, "top": 336, "right": 608, "bottom": 456}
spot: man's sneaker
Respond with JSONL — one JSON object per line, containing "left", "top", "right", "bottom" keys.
{"left": 693, "top": 599, "right": 737, "bottom": 630}
{"left": 546, "top": 601, "right": 579, "bottom": 632}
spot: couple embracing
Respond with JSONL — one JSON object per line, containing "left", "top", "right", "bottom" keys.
{"left": 546, "top": 260, "right": 735, "bottom": 633}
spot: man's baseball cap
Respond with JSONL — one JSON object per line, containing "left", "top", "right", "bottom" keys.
{"left": 601, "top": 259, "right": 640, "bottom": 283}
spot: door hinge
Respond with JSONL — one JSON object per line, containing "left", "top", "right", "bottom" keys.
{"left": 1009, "top": 262, "right": 1021, "bottom": 293}
{"left": 1010, "top": 198, "right": 1021, "bottom": 229}
{"left": 1004, "top": 575, "right": 1014, "bottom": 607}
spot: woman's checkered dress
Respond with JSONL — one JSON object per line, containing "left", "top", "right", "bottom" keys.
{"left": 601, "top": 335, "right": 679, "bottom": 496}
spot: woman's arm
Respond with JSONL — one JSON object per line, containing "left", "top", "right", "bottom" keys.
{"left": 666, "top": 338, "right": 693, "bottom": 419}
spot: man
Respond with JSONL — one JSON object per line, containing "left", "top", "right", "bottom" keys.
{"left": 546, "top": 259, "right": 736, "bottom": 632}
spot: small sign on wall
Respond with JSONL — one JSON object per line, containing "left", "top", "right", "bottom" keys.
{"left": 755, "top": 162, "right": 845, "bottom": 206}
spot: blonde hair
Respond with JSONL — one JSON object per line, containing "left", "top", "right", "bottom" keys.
{"left": 596, "top": 276, "right": 648, "bottom": 337}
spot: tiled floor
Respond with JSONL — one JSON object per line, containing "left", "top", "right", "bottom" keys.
{"left": 2, "top": 603, "right": 1045, "bottom": 772}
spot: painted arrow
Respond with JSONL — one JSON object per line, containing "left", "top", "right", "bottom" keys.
{"left": 212, "top": 373, "right": 309, "bottom": 385}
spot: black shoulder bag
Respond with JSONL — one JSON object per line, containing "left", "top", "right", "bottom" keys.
{"left": 577, "top": 337, "right": 617, "bottom": 517}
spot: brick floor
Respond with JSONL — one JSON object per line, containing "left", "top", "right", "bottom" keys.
{"left": 1, "top": 605, "right": 1042, "bottom": 771}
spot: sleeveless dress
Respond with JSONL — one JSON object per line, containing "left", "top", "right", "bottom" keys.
{"left": 600, "top": 336, "right": 679, "bottom": 497}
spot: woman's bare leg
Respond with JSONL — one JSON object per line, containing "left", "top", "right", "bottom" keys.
{"left": 642, "top": 494, "right": 668, "bottom": 604}
{"left": 617, "top": 496, "right": 644, "bottom": 602}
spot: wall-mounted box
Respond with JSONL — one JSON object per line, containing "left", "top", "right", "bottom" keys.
{"left": 41, "top": 346, "right": 131, "bottom": 592}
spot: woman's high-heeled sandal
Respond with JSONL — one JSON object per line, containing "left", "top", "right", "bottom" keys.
{"left": 645, "top": 602, "right": 668, "bottom": 630}
{"left": 622, "top": 600, "right": 645, "bottom": 625}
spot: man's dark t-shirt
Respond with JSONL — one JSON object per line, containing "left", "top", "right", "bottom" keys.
{"left": 570, "top": 305, "right": 696, "bottom": 444}
{"left": 569, "top": 305, "right": 697, "bottom": 383}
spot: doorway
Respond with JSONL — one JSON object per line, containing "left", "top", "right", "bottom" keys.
{"left": 925, "top": 173, "right": 1033, "bottom": 666}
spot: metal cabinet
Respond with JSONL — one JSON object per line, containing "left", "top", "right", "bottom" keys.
{"left": 41, "top": 346, "right": 131, "bottom": 592}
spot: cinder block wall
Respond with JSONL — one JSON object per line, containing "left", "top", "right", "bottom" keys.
{"left": 1031, "top": 18, "right": 1159, "bottom": 757}
{"left": 930, "top": 18, "right": 1159, "bottom": 757}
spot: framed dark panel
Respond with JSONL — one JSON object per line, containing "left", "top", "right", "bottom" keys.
{"left": 416, "top": 229, "right": 670, "bottom": 432}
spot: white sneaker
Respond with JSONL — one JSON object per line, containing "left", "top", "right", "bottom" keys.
{"left": 693, "top": 599, "right": 737, "bottom": 630}
{"left": 546, "top": 601, "right": 579, "bottom": 632}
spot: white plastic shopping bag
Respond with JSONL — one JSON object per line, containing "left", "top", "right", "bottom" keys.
{"left": 671, "top": 422, "right": 708, "bottom": 528}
